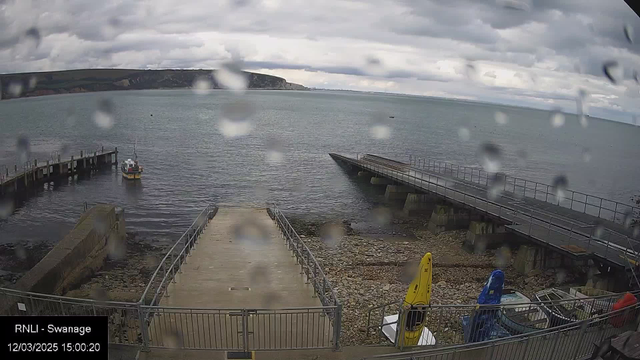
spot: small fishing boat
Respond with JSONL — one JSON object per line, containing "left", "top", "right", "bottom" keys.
{"left": 534, "top": 288, "right": 579, "bottom": 327}
{"left": 498, "top": 289, "right": 549, "bottom": 334}
{"left": 569, "top": 286, "right": 616, "bottom": 316}
{"left": 121, "top": 143, "right": 143, "bottom": 180}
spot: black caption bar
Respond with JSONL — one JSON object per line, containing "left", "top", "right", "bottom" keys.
{"left": 1, "top": 316, "right": 108, "bottom": 360}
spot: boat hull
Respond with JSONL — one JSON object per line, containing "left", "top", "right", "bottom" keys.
{"left": 399, "top": 252, "right": 432, "bottom": 346}
{"left": 122, "top": 172, "right": 141, "bottom": 180}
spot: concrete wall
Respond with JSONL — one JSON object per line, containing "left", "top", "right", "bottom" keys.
{"left": 13, "top": 204, "right": 126, "bottom": 295}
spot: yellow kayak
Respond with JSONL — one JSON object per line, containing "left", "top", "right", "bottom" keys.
{"left": 399, "top": 252, "right": 432, "bottom": 346}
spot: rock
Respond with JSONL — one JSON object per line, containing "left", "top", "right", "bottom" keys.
{"left": 383, "top": 284, "right": 391, "bottom": 291}
{"left": 529, "top": 269, "right": 542, "bottom": 276}
{"left": 359, "top": 327, "right": 367, "bottom": 332}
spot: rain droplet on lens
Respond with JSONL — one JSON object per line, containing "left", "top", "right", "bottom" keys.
{"left": 582, "top": 148, "right": 591, "bottom": 162}
{"left": 634, "top": 70, "right": 639, "bottom": 84}
{"left": 494, "top": 111, "right": 509, "bottom": 125}
{"left": 516, "top": 149, "right": 528, "bottom": 167}
{"left": 16, "top": 135, "right": 30, "bottom": 163}
{"left": 474, "top": 238, "right": 487, "bottom": 254}
{"left": 623, "top": 210, "right": 634, "bottom": 229}
{"left": 28, "top": 76, "right": 37, "bottom": 90}
{"left": 465, "top": 62, "right": 477, "bottom": 81}
{"left": 90, "top": 286, "right": 110, "bottom": 301}
{"left": 579, "top": 115, "right": 589, "bottom": 128}
{"left": 66, "top": 106, "right": 76, "bottom": 127}
{"left": 192, "top": 76, "right": 212, "bottom": 95}
{"left": 218, "top": 100, "right": 254, "bottom": 138}
{"left": 496, "top": 0, "right": 531, "bottom": 11}
{"left": 162, "top": 329, "right": 182, "bottom": 348}
{"left": 249, "top": 264, "right": 271, "bottom": 288}
{"left": 371, "top": 207, "right": 392, "bottom": 225}
{"left": 364, "top": 55, "right": 385, "bottom": 76}
{"left": 458, "top": 127, "right": 470, "bottom": 141}
{"left": 633, "top": 227, "right": 639, "bottom": 238}
{"left": 24, "top": 27, "right": 41, "bottom": 48}
{"left": 15, "top": 244, "right": 26, "bottom": 260}
{"left": 265, "top": 138, "right": 284, "bottom": 164}
{"left": 556, "top": 269, "right": 567, "bottom": 284}
{"left": 214, "top": 62, "right": 248, "bottom": 93}
{"left": 0, "top": 199, "right": 14, "bottom": 219}
{"left": 144, "top": 255, "right": 160, "bottom": 269}
{"left": 261, "top": 292, "right": 280, "bottom": 308}
{"left": 8, "top": 81, "right": 22, "bottom": 97}
{"left": 487, "top": 174, "right": 506, "bottom": 200}
{"left": 60, "top": 144, "right": 71, "bottom": 158}
{"left": 551, "top": 175, "right": 568, "bottom": 202}
{"left": 319, "top": 223, "right": 344, "bottom": 248}
{"left": 495, "top": 246, "right": 511, "bottom": 267}
{"left": 624, "top": 24, "right": 634, "bottom": 44}
{"left": 550, "top": 110, "right": 565, "bottom": 128}
{"left": 594, "top": 224, "right": 605, "bottom": 239}
{"left": 370, "top": 125, "right": 391, "bottom": 139}
{"left": 400, "top": 261, "right": 419, "bottom": 284}
{"left": 94, "top": 99, "right": 115, "bottom": 129}
{"left": 477, "top": 142, "right": 502, "bottom": 173}
{"left": 233, "top": 221, "right": 268, "bottom": 243}
{"left": 107, "top": 233, "right": 126, "bottom": 260}
{"left": 603, "top": 60, "right": 623, "bottom": 84}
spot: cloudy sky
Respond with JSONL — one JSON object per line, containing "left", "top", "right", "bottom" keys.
{"left": 1, "top": 0, "right": 640, "bottom": 122}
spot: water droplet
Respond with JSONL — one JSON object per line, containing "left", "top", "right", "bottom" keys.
{"left": 233, "top": 221, "right": 268, "bottom": 243}
{"left": 495, "top": 246, "right": 511, "bottom": 267}
{"left": 107, "top": 233, "right": 126, "bottom": 260}
{"left": 574, "top": 63, "right": 582, "bottom": 74}
{"left": 218, "top": 100, "right": 254, "bottom": 138}
{"left": 487, "top": 174, "right": 506, "bottom": 200}
{"left": 634, "top": 70, "right": 639, "bottom": 84}
{"left": 473, "top": 238, "right": 487, "bottom": 254}
{"left": 400, "top": 261, "right": 419, "bottom": 284}
{"left": 624, "top": 24, "right": 634, "bottom": 44}
{"left": 90, "top": 287, "right": 110, "bottom": 301}
{"left": 465, "top": 62, "right": 477, "bottom": 81}
{"left": 370, "top": 125, "right": 391, "bottom": 139}
{"left": 192, "top": 76, "right": 212, "bottom": 95}
{"left": 477, "top": 142, "right": 502, "bottom": 173}
{"left": 319, "top": 223, "right": 344, "bottom": 248}
{"left": 516, "top": 149, "right": 528, "bottom": 167}
{"left": 496, "top": 0, "right": 530, "bottom": 11}
{"left": 24, "top": 27, "right": 41, "bottom": 48}
{"left": 550, "top": 110, "right": 565, "bottom": 128}
{"left": 59, "top": 144, "right": 71, "bottom": 159}
{"left": 582, "top": 148, "right": 591, "bottom": 163}
{"left": 556, "top": 269, "right": 567, "bottom": 284}
{"left": 28, "top": 76, "right": 37, "bottom": 90}
{"left": 364, "top": 56, "right": 385, "bottom": 76}
{"left": 371, "top": 207, "right": 392, "bottom": 225}
{"left": 494, "top": 111, "right": 509, "bottom": 125}
{"left": 15, "top": 244, "right": 27, "bottom": 260}
{"left": 551, "top": 175, "right": 568, "bottom": 202}
{"left": 249, "top": 264, "right": 271, "bottom": 288}
{"left": 623, "top": 210, "right": 634, "bottom": 229}
{"left": 633, "top": 227, "right": 639, "bottom": 238}
{"left": 94, "top": 99, "right": 115, "bottom": 129}
{"left": 594, "top": 224, "right": 605, "bottom": 239}
{"left": 265, "top": 138, "right": 284, "bottom": 164}
{"left": 261, "top": 292, "right": 280, "bottom": 308}
{"left": 66, "top": 106, "right": 76, "bottom": 127}
{"left": 603, "top": 61, "right": 623, "bottom": 84}
{"left": 458, "top": 127, "right": 470, "bottom": 141}
{"left": 162, "top": 329, "right": 182, "bottom": 348}
{"left": 16, "top": 135, "right": 30, "bottom": 163}
{"left": 144, "top": 255, "right": 160, "bottom": 269}
{"left": 214, "top": 62, "right": 248, "bottom": 93}
{"left": 8, "top": 81, "right": 22, "bottom": 97}
{"left": 0, "top": 199, "right": 14, "bottom": 219}
{"left": 579, "top": 115, "right": 589, "bottom": 128}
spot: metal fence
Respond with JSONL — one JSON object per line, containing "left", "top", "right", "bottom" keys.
{"left": 366, "top": 290, "right": 637, "bottom": 350}
{"left": 140, "top": 204, "right": 218, "bottom": 306}
{"left": 408, "top": 155, "right": 640, "bottom": 228}
{"left": 344, "top": 153, "right": 638, "bottom": 269}
{"left": 362, "top": 301, "right": 640, "bottom": 360}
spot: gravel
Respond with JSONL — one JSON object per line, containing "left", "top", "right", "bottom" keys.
{"left": 290, "top": 217, "right": 581, "bottom": 346}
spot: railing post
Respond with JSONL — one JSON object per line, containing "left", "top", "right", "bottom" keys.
{"left": 545, "top": 185, "right": 549, "bottom": 202}
{"left": 242, "top": 309, "right": 249, "bottom": 352}
{"left": 598, "top": 198, "right": 603, "bottom": 218}
{"left": 571, "top": 192, "right": 575, "bottom": 210}
{"left": 138, "top": 302, "right": 150, "bottom": 351}
{"left": 333, "top": 303, "right": 342, "bottom": 350}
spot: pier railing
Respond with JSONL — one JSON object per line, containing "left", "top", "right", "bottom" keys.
{"left": 348, "top": 154, "right": 638, "bottom": 268}
{"left": 407, "top": 155, "right": 640, "bottom": 228}
{"left": 362, "top": 301, "right": 640, "bottom": 360}
{"left": 140, "top": 204, "right": 218, "bottom": 307}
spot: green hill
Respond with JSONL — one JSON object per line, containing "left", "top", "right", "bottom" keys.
{"left": 0, "top": 68, "right": 307, "bottom": 99}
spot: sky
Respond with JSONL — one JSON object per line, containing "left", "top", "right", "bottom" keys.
{"left": 1, "top": 0, "right": 640, "bottom": 123}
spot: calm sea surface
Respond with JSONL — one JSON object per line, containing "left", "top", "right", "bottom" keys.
{"left": 1, "top": 89, "right": 639, "bottom": 245}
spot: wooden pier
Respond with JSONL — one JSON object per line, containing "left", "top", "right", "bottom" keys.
{"left": 0, "top": 147, "right": 118, "bottom": 197}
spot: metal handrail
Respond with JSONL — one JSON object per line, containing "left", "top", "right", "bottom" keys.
{"left": 269, "top": 204, "right": 340, "bottom": 308}
{"left": 344, "top": 154, "right": 638, "bottom": 268}
{"left": 140, "top": 204, "right": 216, "bottom": 305}
{"left": 363, "top": 301, "right": 640, "bottom": 359}
{"left": 408, "top": 155, "right": 640, "bottom": 227}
